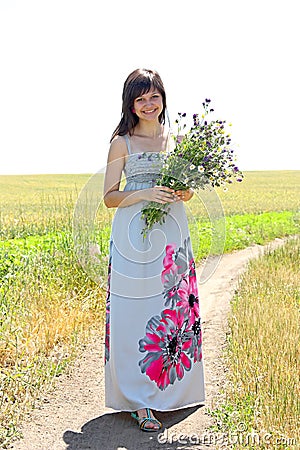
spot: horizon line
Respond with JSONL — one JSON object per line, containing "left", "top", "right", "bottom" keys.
{"left": 1, "top": 168, "right": 300, "bottom": 177}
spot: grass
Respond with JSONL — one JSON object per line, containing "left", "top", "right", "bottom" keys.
{"left": 0, "top": 170, "right": 299, "bottom": 447}
{"left": 0, "top": 230, "right": 105, "bottom": 446}
{"left": 210, "top": 237, "right": 300, "bottom": 449}
{"left": 1, "top": 170, "right": 299, "bottom": 240}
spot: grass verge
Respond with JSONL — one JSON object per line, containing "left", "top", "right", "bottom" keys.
{"left": 210, "top": 236, "right": 300, "bottom": 449}
{"left": 0, "top": 231, "right": 105, "bottom": 448}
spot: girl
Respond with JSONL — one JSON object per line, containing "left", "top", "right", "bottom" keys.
{"left": 103, "top": 68, "right": 205, "bottom": 431}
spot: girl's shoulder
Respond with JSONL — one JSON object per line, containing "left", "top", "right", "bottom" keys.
{"left": 110, "top": 134, "right": 127, "bottom": 145}
{"left": 109, "top": 135, "right": 128, "bottom": 158}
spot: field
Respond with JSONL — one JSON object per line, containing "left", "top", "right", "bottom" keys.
{"left": 0, "top": 170, "right": 299, "bottom": 447}
{"left": 211, "top": 237, "right": 300, "bottom": 449}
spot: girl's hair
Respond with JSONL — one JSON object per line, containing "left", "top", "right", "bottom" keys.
{"left": 110, "top": 68, "right": 167, "bottom": 142}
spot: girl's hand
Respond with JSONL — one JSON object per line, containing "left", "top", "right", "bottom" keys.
{"left": 174, "top": 189, "right": 194, "bottom": 202}
{"left": 142, "top": 186, "right": 179, "bottom": 204}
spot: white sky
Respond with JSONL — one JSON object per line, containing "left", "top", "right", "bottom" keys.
{"left": 0, "top": 0, "right": 299, "bottom": 175}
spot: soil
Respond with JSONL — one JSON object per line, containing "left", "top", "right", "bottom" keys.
{"left": 9, "top": 239, "right": 285, "bottom": 450}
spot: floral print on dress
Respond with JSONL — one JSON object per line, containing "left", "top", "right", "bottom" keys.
{"left": 176, "top": 276, "right": 200, "bottom": 324}
{"left": 104, "top": 256, "right": 112, "bottom": 364}
{"left": 188, "top": 318, "right": 203, "bottom": 363}
{"left": 138, "top": 237, "right": 203, "bottom": 390}
{"left": 138, "top": 309, "right": 193, "bottom": 391}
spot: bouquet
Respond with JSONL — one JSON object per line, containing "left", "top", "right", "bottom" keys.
{"left": 141, "top": 99, "right": 243, "bottom": 237}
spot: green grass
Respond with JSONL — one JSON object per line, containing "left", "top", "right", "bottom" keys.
{"left": 1, "top": 170, "right": 299, "bottom": 240}
{"left": 210, "top": 237, "right": 300, "bottom": 449}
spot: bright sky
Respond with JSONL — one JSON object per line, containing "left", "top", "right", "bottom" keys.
{"left": 0, "top": 0, "right": 299, "bottom": 175}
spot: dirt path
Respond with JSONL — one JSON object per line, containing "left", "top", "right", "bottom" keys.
{"left": 10, "top": 239, "right": 285, "bottom": 450}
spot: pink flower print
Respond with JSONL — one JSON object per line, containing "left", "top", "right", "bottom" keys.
{"left": 104, "top": 309, "right": 110, "bottom": 364}
{"left": 161, "top": 239, "right": 199, "bottom": 311}
{"left": 104, "top": 258, "right": 111, "bottom": 364}
{"left": 161, "top": 243, "right": 177, "bottom": 283}
{"left": 189, "top": 257, "right": 196, "bottom": 277}
{"left": 187, "top": 318, "right": 203, "bottom": 363}
{"left": 161, "top": 243, "right": 186, "bottom": 308}
{"left": 138, "top": 308, "right": 193, "bottom": 390}
{"left": 177, "top": 276, "right": 200, "bottom": 324}
{"left": 174, "top": 237, "right": 193, "bottom": 276}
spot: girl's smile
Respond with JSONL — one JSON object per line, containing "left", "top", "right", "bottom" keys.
{"left": 133, "top": 90, "right": 163, "bottom": 120}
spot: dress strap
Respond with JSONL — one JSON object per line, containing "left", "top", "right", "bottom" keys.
{"left": 124, "top": 134, "right": 132, "bottom": 155}
{"left": 165, "top": 127, "right": 174, "bottom": 153}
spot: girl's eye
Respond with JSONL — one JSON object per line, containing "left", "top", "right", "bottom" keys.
{"left": 135, "top": 93, "right": 160, "bottom": 102}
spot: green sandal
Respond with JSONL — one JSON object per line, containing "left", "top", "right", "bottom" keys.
{"left": 131, "top": 408, "right": 162, "bottom": 432}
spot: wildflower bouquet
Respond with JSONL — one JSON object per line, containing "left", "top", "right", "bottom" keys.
{"left": 141, "top": 99, "right": 243, "bottom": 236}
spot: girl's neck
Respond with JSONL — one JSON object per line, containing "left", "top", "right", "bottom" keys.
{"left": 133, "top": 121, "right": 164, "bottom": 139}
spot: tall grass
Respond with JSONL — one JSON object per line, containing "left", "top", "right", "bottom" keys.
{"left": 0, "top": 175, "right": 107, "bottom": 447}
{"left": 211, "top": 237, "right": 300, "bottom": 449}
{"left": 0, "top": 230, "right": 105, "bottom": 446}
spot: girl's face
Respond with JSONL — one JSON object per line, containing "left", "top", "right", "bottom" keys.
{"left": 133, "top": 89, "right": 163, "bottom": 122}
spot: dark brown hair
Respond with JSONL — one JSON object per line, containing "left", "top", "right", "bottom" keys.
{"left": 110, "top": 68, "right": 167, "bottom": 142}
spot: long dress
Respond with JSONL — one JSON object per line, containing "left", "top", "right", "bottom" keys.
{"left": 104, "top": 134, "right": 205, "bottom": 412}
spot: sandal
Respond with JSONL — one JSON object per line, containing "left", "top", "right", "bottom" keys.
{"left": 131, "top": 408, "right": 162, "bottom": 432}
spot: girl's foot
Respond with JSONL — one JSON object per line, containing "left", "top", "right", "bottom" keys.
{"left": 131, "top": 408, "right": 162, "bottom": 432}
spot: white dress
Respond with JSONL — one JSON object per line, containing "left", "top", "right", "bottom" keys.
{"left": 104, "top": 135, "right": 205, "bottom": 412}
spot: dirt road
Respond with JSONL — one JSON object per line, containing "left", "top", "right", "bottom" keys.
{"left": 10, "top": 239, "right": 284, "bottom": 450}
